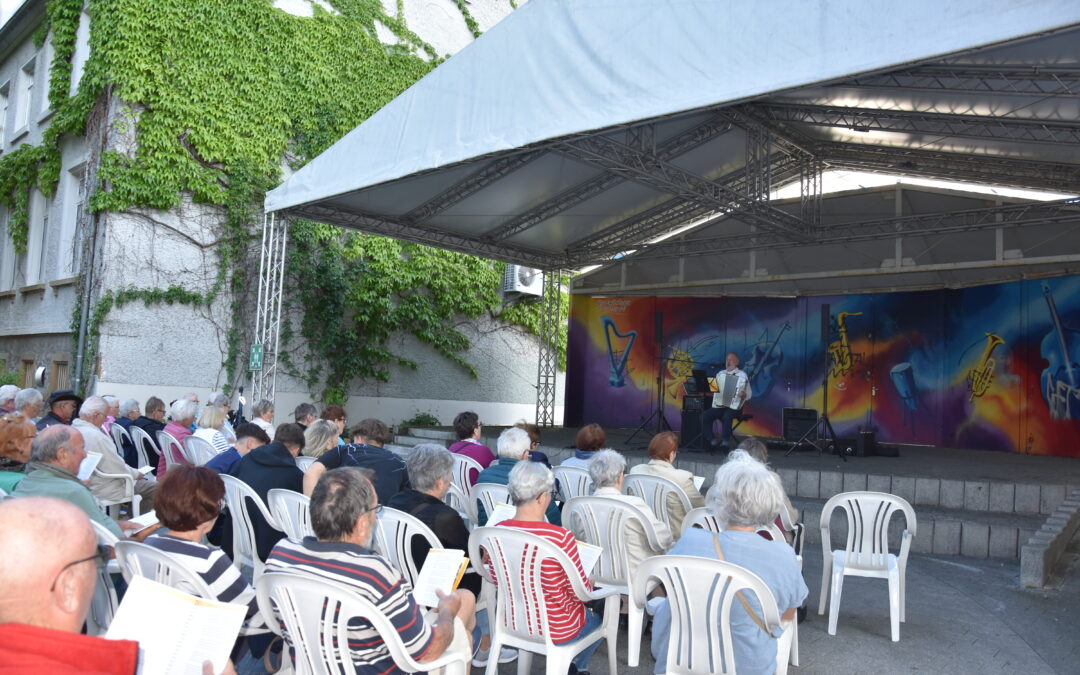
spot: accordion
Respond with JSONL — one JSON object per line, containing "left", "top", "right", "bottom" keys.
{"left": 711, "top": 370, "right": 747, "bottom": 410}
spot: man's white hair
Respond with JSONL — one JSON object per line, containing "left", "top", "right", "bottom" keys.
{"left": 170, "top": 398, "right": 198, "bottom": 422}
{"left": 119, "top": 398, "right": 139, "bottom": 417}
{"left": 79, "top": 396, "right": 108, "bottom": 419}
{"left": 15, "top": 388, "right": 42, "bottom": 409}
{"left": 0, "top": 384, "right": 18, "bottom": 405}
{"left": 497, "top": 426, "right": 531, "bottom": 460}
{"left": 707, "top": 454, "right": 784, "bottom": 529}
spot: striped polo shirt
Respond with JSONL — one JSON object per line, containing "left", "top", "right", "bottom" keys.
{"left": 266, "top": 537, "right": 433, "bottom": 674}
{"left": 498, "top": 519, "right": 591, "bottom": 644}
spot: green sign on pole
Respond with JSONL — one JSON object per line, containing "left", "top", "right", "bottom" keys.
{"left": 249, "top": 344, "right": 264, "bottom": 371}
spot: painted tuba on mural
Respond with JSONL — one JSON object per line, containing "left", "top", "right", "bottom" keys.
{"left": 966, "top": 332, "right": 1004, "bottom": 401}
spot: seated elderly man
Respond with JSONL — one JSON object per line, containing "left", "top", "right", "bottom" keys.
{"left": 475, "top": 427, "right": 561, "bottom": 526}
{"left": 587, "top": 449, "right": 672, "bottom": 576}
{"left": 0, "top": 384, "right": 19, "bottom": 413}
{"left": 205, "top": 422, "right": 271, "bottom": 475}
{"left": 303, "top": 418, "right": 408, "bottom": 505}
{"left": 13, "top": 426, "right": 149, "bottom": 539}
{"left": 74, "top": 396, "right": 156, "bottom": 508}
{"left": 158, "top": 398, "right": 198, "bottom": 474}
{"left": 293, "top": 402, "right": 317, "bottom": 431}
{"left": 267, "top": 467, "right": 475, "bottom": 672}
{"left": 0, "top": 497, "right": 140, "bottom": 672}
{"left": 15, "top": 387, "right": 44, "bottom": 421}
{"left": 499, "top": 461, "right": 602, "bottom": 675}
{"left": 651, "top": 456, "right": 808, "bottom": 675}
{"left": 113, "top": 398, "right": 141, "bottom": 467}
{"left": 131, "top": 396, "right": 166, "bottom": 467}
{"left": 36, "top": 390, "right": 83, "bottom": 431}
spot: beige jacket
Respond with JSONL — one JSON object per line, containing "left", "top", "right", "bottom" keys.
{"left": 75, "top": 418, "right": 153, "bottom": 504}
{"left": 628, "top": 459, "right": 706, "bottom": 536}
{"left": 594, "top": 486, "right": 673, "bottom": 576}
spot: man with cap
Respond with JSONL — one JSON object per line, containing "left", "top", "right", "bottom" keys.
{"left": 36, "top": 390, "right": 83, "bottom": 431}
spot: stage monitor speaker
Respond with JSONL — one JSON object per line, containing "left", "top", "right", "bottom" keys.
{"left": 682, "top": 394, "right": 705, "bottom": 413}
{"left": 783, "top": 407, "right": 818, "bottom": 442}
{"left": 856, "top": 430, "right": 875, "bottom": 457}
{"left": 681, "top": 410, "right": 703, "bottom": 449}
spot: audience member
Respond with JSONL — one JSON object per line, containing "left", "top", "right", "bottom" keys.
{"left": 131, "top": 396, "right": 166, "bottom": 467}
{"left": 227, "top": 423, "right": 305, "bottom": 561}
{"left": 628, "top": 431, "right": 705, "bottom": 534}
{"left": 320, "top": 404, "right": 347, "bottom": 444}
{"left": 205, "top": 423, "right": 271, "bottom": 475}
{"left": 475, "top": 427, "right": 561, "bottom": 526}
{"left": 267, "top": 467, "right": 475, "bottom": 671}
{"left": 14, "top": 388, "right": 43, "bottom": 421}
{"left": 36, "top": 390, "right": 82, "bottom": 431}
{"left": 513, "top": 420, "right": 552, "bottom": 467}
{"left": 560, "top": 423, "right": 606, "bottom": 469}
{"left": 113, "top": 399, "right": 141, "bottom": 467}
{"left": 250, "top": 399, "right": 275, "bottom": 436}
{"left": 0, "top": 384, "right": 18, "bottom": 413}
{"left": 194, "top": 405, "right": 232, "bottom": 454}
{"left": 207, "top": 393, "right": 237, "bottom": 443}
{"left": 498, "top": 461, "right": 601, "bottom": 675}
{"left": 651, "top": 457, "right": 807, "bottom": 675}
{"left": 13, "top": 426, "right": 147, "bottom": 539}
{"left": 75, "top": 397, "right": 156, "bottom": 507}
{"left": 158, "top": 398, "right": 198, "bottom": 474}
{"left": 302, "top": 419, "right": 339, "bottom": 458}
{"left": 447, "top": 411, "right": 495, "bottom": 483}
{"left": 303, "top": 418, "right": 408, "bottom": 504}
{"left": 0, "top": 497, "right": 140, "bottom": 673}
{"left": 101, "top": 395, "right": 120, "bottom": 434}
{"left": 0, "top": 412, "right": 35, "bottom": 493}
{"left": 293, "top": 403, "right": 317, "bottom": 430}
{"left": 731, "top": 437, "right": 799, "bottom": 526}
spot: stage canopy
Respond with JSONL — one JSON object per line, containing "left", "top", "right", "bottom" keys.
{"left": 265, "top": 0, "right": 1080, "bottom": 294}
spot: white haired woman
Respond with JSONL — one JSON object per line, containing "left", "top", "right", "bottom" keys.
{"left": 193, "top": 405, "right": 232, "bottom": 454}
{"left": 302, "top": 419, "right": 339, "bottom": 458}
{"left": 251, "top": 399, "right": 275, "bottom": 436}
{"left": 728, "top": 438, "right": 799, "bottom": 542}
{"left": 587, "top": 449, "right": 672, "bottom": 577}
{"left": 650, "top": 457, "right": 808, "bottom": 675}
{"left": 159, "top": 398, "right": 198, "bottom": 474}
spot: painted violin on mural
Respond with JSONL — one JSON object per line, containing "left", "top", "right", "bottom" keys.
{"left": 743, "top": 321, "right": 790, "bottom": 398}
{"left": 1040, "top": 283, "right": 1080, "bottom": 420}
{"left": 600, "top": 315, "right": 637, "bottom": 388}
{"left": 966, "top": 332, "right": 1005, "bottom": 401}
{"left": 828, "top": 311, "right": 863, "bottom": 379}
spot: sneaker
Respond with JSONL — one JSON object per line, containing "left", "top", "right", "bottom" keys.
{"left": 472, "top": 646, "right": 518, "bottom": 667}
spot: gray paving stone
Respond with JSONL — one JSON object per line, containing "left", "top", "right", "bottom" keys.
{"left": 988, "top": 525, "right": 1018, "bottom": 558}
{"left": 867, "top": 474, "right": 891, "bottom": 493}
{"left": 961, "top": 522, "right": 990, "bottom": 558}
{"left": 965, "top": 481, "right": 990, "bottom": 511}
{"left": 988, "top": 482, "right": 1015, "bottom": 513}
{"left": 819, "top": 470, "right": 843, "bottom": 498}
{"left": 940, "top": 479, "right": 965, "bottom": 509}
{"left": 797, "top": 470, "right": 820, "bottom": 499}
{"left": 914, "top": 478, "right": 940, "bottom": 506}
{"left": 933, "top": 519, "right": 961, "bottom": 555}
{"left": 911, "top": 519, "right": 934, "bottom": 554}
{"left": 892, "top": 475, "right": 915, "bottom": 504}
{"left": 842, "top": 472, "right": 867, "bottom": 493}
{"left": 1014, "top": 483, "right": 1041, "bottom": 514}
{"left": 1041, "top": 484, "right": 1067, "bottom": 514}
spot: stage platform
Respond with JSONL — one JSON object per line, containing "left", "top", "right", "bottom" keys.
{"left": 393, "top": 425, "right": 1080, "bottom": 561}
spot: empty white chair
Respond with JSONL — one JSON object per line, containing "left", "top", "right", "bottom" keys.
{"left": 256, "top": 572, "right": 468, "bottom": 675}
{"left": 86, "top": 521, "right": 121, "bottom": 636}
{"left": 183, "top": 435, "right": 219, "bottom": 465}
{"left": 114, "top": 540, "right": 216, "bottom": 599}
{"left": 680, "top": 506, "right": 722, "bottom": 536}
{"left": 220, "top": 474, "right": 282, "bottom": 580}
{"left": 819, "top": 491, "right": 916, "bottom": 642}
{"left": 468, "top": 526, "right": 619, "bottom": 675}
{"left": 451, "top": 452, "right": 484, "bottom": 491}
{"left": 268, "top": 488, "right": 313, "bottom": 540}
{"left": 374, "top": 507, "right": 442, "bottom": 595}
{"left": 624, "top": 473, "right": 692, "bottom": 534}
{"left": 633, "top": 555, "right": 789, "bottom": 675}
{"left": 444, "top": 481, "right": 476, "bottom": 528}
{"left": 552, "top": 465, "right": 593, "bottom": 502}
{"left": 128, "top": 426, "right": 156, "bottom": 470}
{"left": 295, "top": 455, "right": 316, "bottom": 472}
{"left": 471, "top": 482, "right": 511, "bottom": 525}
{"left": 563, "top": 496, "right": 668, "bottom": 670}
{"left": 156, "top": 430, "right": 186, "bottom": 470}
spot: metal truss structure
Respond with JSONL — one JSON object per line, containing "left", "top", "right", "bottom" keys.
{"left": 251, "top": 213, "right": 289, "bottom": 405}
{"left": 534, "top": 270, "right": 562, "bottom": 426}
{"left": 833, "top": 66, "right": 1080, "bottom": 97}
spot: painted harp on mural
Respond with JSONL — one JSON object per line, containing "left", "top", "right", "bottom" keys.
{"left": 710, "top": 371, "right": 747, "bottom": 410}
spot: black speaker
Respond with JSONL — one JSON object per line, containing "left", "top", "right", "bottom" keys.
{"left": 681, "top": 410, "right": 704, "bottom": 449}
{"left": 856, "top": 430, "right": 875, "bottom": 457}
{"left": 783, "top": 407, "right": 818, "bottom": 442}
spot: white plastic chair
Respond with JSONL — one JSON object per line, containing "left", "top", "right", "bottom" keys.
{"left": 183, "top": 435, "right": 219, "bottom": 465}
{"left": 563, "top": 496, "right": 668, "bottom": 670}
{"left": 819, "top": 491, "right": 917, "bottom": 642}
{"left": 110, "top": 424, "right": 133, "bottom": 461}
{"left": 634, "top": 555, "right": 789, "bottom": 675}
{"left": 92, "top": 456, "right": 143, "bottom": 518}
{"left": 374, "top": 507, "right": 443, "bottom": 594}
{"left": 778, "top": 506, "right": 805, "bottom": 557}
{"left": 220, "top": 474, "right": 282, "bottom": 580}
{"left": 552, "top": 465, "right": 593, "bottom": 502}
{"left": 156, "top": 430, "right": 187, "bottom": 470}
{"left": 86, "top": 521, "right": 121, "bottom": 636}
{"left": 295, "top": 456, "right": 316, "bottom": 472}
{"left": 680, "top": 507, "right": 722, "bottom": 536}
{"left": 256, "top": 572, "right": 468, "bottom": 675}
{"left": 444, "top": 482, "right": 477, "bottom": 528}
{"left": 114, "top": 540, "right": 216, "bottom": 599}
{"left": 624, "top": 473, "right": 692, "bottom": 534}
{"left": 472, "top": 482, "right": 511, "bottom": 526}
{"left": 451, "top": 452, "right": 484, "bottom": 490}
{"left": 268, "top": 488, "right": 313, "bottom": 540}
{"left": 468, "top": 526, "right": 620, "bottom": 675}
{"left": 128, "top": 426, "right": 156, "bottom": 470}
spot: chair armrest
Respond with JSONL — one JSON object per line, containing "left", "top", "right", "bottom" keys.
{"left": 94, "top": 470, "right": 135, "bottom": 486}
{"left": 583, "top": 585, "right": 623, "bottom": 603}
{"left": 899, "top": 528, "right": 912, "bottom": 562}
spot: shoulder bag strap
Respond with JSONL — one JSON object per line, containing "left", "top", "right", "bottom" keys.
{"left": 712, "top": 533, "right": 773, "bottom": 636}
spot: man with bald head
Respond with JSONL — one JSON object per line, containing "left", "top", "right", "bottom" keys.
{"left": 12, "top": 426, "right": 147, "bottom": 539}
{"left": 0, "top": 497, "right": 139, "bottom": 672}
{"left": 75, "top": 396, "right": 156, "bottom": 507}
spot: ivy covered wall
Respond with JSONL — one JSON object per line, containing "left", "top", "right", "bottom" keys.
{"left": 0, "top": 0, "right": 565, "bottom": 416}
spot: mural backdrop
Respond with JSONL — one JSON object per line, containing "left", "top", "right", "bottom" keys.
{"left": 565, "top": 275, "right": 1080, "bottom": 457}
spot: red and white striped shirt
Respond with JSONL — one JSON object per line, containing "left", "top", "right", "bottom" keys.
{"left": 499, "top": 520, "right": 591, "bottom": 643}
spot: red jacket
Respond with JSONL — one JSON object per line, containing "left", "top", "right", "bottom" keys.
{"left": 0, "top": 622, "right": 139, "bottom": 674}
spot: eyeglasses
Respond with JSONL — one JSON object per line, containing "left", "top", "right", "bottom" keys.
{"left": 539, "top": 489, "right": 558, "bottom": 502}
{"left": 50, "top": 544, "right": 112, "bottom": 591}
{"left": 360, "top": 504, "right": 384, "bottom": 517}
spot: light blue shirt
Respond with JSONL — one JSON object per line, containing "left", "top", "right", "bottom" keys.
{"left": 651, "top": 528, "right": 808, "bottom": 675}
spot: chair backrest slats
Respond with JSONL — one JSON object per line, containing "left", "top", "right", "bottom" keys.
{"left": 114, "top": 540, "right": 216, "bottom": 599}
{"left": 563, "top": 495, "right": 664, "bottom": 589}
{"left": 451, "top": 453, "right": 484, "bottom": 491}
{"left": 156, "top": 430, "right": 186, "bottom": 470}
{"left": 128, "top": 426, "right": 155, "bottom": 469}
{"left": 374, "top": 507, "right": 443, "bottom": 593}
{"left": 624, "top": 474, "right": 692, "bottom": 532}
{"left": 820, "top": 491, "right": 916, "bottom": 572}
{"left": 183, "top": 435, "right": 218, "bottom": 465}
{"left": 552, "top": 465, "right": 594, "bottom": 501}
{"left": 220, "top": 474, "right": 281, "bottom": 578}
{"left": 268, "top": 489, "right": 314, "bottom": 540}
{"left": 472, "top": 483, "right": 510, "bottom": 524}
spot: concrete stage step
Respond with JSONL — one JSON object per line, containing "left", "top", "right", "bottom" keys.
{"left": 403, "top": 427, "right": 457, "bottom": 442}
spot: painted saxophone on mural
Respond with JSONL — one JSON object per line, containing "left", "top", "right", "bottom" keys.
{"left": 828, "top": 311, "right": 862, "bottom": 378}
{"left": 966, "top": 333, "right": 1004, "bottom": 401}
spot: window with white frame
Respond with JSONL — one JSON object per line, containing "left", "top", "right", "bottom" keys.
{"left": 38, "top": 37, "right": 52, "bottom": 115}
{"left": 25, "top": 189, "right": 49, "bottom": 284}
{"left": 58, "top": 164, "right": 85, "bottom": 278}
{"left": 0, "top": 208, "right": 12, "bottom": 291}
{"left": 70, "top": 12, "right": 91, "bottom": 97}
{"left": 13, "top": 57, "right": 35, "bottom": 132}
{"left": 0, "top": 82, "right": 8, "bottom": 148}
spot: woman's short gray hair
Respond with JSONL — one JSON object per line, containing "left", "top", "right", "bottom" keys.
{"left": 508, "top": 460, "right": 554, "bottom": 506}
{"left": 707, "top": 455, "right": 784, "bottom": 529}
{"left": 497, "top": 426, "right": 530, "bottom": 459}
{"left": 406, "top": 444, "right": 455, "bottom": 492}
{"left": 209, "top": 392, "right": 229, "bottom": 408}
{"left": 170, "top": 398, "right": 198, "bottom": 422}
{"left": 588, "top": 449, "right": 625, "bottom": 489}
{"left": 118, "top": 398, "right": 139, "bottom": 417}
{"left": 302, "top": 419, "right": 339, "bottom": 458}
{"left": 15, "top": 388, "right": 42, "bottom": 409}
{"left": 736, "top": 437, "right": 769, "bottom": 464}
{"left": 253, "top": 399, "right": 274, "bottom": 418}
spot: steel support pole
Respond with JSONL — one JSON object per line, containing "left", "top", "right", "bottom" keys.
{"left": 251, "top": 213, "right": 289, "bottom": 405}
{"left": 535, "top": 269, "right": 562, "bottom": 427}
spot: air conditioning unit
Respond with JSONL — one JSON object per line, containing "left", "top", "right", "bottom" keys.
{"left": 501, "top": 264, "right": 544, "bottom": 297}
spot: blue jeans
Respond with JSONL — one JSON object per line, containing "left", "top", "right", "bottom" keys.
{"left": 559, "top": 608, "right": 603, "bottom": 670}
{"left": 701, "top": 406, "right": 739, "bottom": 448}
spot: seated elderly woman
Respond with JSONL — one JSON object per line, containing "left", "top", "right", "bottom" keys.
{"left": 628, "top": 431, "right": 705, "bottom": 535}
{"left": 193, "top": 404, "right": 231, "bottom": 454}
{"left": 651, "top": 457, "right": 808, "bottom": 675}
{"left": 560, "top": 423, "right": 606, "bottom": 469}
{"left": 250, "top": 399, "right": 275, "bottom": 436}
{"left": 729, "top": 437, "right": 800, "bottom": 540}
{"left": 499, "top": 461, "right": 603, "bottom": 675}
{"left": 159, "top": 398, "right": 198, "bottom": 474}
{"left": 0, "top": 412, "right": 35, "bottom": 492}
{"left": 475, "top": 427, "right": 561, "bottom": 526}
{"left": 587, "top": 449, "right": 672, "bottom": 575}
{"left": 302, "top": 419, "right": 339, "bottom": 458}
{"left": 145, "top": 466, "right": 269, "bottom": 652}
